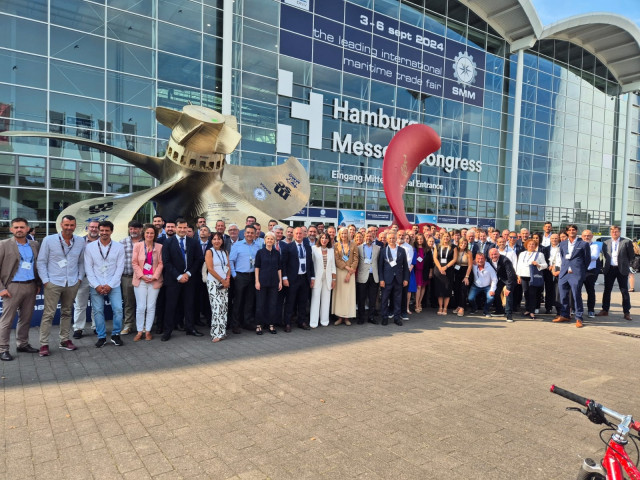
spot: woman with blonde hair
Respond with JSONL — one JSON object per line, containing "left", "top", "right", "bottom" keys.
{"left": 332, "top": 227, "right": 359, "bottom": 325}
{"left": 310, "top": 233, "right": 336, "bottom": 327}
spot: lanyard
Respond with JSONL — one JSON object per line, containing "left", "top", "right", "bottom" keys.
{"left": 214, "top": 249, "right": 226, "bottom": 268}
{"left": 341, "top": 241, "right": 351, "bottom": 258}
{"left": 364, "top": 244, "right": 373, "bottom": 260}
{"left": 525, "top": 251, "right": 536, "bottom": 264}
{"left": 144, "top": 242, "right": 155, "bottom": 257}
{"left": 440, "top": 246, "right": 449, "bottom": 262}
{"left": 17, "top": 241, "right": 34, "bottom": 263}
{"left": 58, "top": 234, "right": 74, "bottom": 258}
{"left": 98, "top": 241, "right": 112, "bottom": 261}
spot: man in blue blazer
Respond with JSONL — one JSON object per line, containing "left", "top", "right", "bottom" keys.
{"left": 471, "top": 230, "right": 495, "bottom": 259}
{"left": 281, "top": 227, "right": 315, "bottom": 332}
{"left": 160, "top": 218, "right": 204, "bottom": 340}
{"left": 378, "top": 231, "right": 410, "bottom": 326}
{"left": 553, "top": 224, "right": 591, "bottom": 328}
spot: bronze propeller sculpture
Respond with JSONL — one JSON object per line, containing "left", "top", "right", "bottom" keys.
{"left": 3, "top": 105, "right": 310, "bottom": 240}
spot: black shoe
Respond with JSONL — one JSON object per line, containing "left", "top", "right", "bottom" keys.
{"left": 381, "top": 318, "right": 388, "bottom": 326}
{"left": 256, "top": 327, "right": 263, "bottom": 335}
{"left": 394, "top": 319, "right": 403, "bottom": 326}
{"left": 0, "top": 351, "right": 13, "bottom": 361}
{"left": 16, "top": 344, "right": 39, "bottom": 353}
{"left": 284, "top": 324, "right": 291, "bottom": 333}
{"left": 299, "top": 323, "right": 311, "bottom": 330}
{"left": 506, "top": 315, "right": 514, "bottom": 323}
{"left": 155, "top": 325, "right": 164, "bottom": 334}
{"left": 92, "top": 329, "right": 98, "bottom": 335}
{"left": 161, "top": 334, "right": 171, "bottom": 342}
{"left": 111, "top": 335, "right": 124, "bottom": 346}
{"left": 269, "top": 325, "right": 277, "bottom": 334}
{"left": 368, "top": 318, "right": 378, "bottom": 325}
{"left": 186, "top": 329, "right": 204, "bottom": 337}
{"left": 95, "top": 338, "right": 107, "bottom": 348}
{"left": 545, "top": 309, "right": 553, "bottom": 314}
{"left": 357, "top": 319, "right": 365, "bottom": 325}
{"left": 73, "top": 330, "right": 83, "bottom": 339}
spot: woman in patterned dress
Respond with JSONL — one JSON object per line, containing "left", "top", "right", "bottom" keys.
{"left": 204, "top": 232, "right": 230, "bottom": 342}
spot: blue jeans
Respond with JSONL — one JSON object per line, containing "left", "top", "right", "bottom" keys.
{"left": 468, "top": 285, "right": 495, "bottom": 314}
{"left": 90, "top": 286, "right": 123, "bottom": 338}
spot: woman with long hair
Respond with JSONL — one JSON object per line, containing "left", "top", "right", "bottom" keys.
{"left": 132, "top": 224, "right": 163, "bottom": 341}
{"left": 413, "top": 233, "right": 428, "bottom": 312}
{"left": 332, "top": 227, "right": 359, "bottom": 325}
{"left": 432, "top": 232, "right": 457, "bottom": 315}
{"left": 515, "top": 238, "right": 548, "bottom": 320}
{"left": 310, "top": 233, "right": 336, "bottom": 327}
{"left": 205, "top": 232, "right": 231, "bottom": 342}
{"left": 452, "top": 238, "right": 472, "bottom": 317}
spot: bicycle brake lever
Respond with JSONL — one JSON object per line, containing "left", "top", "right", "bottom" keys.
{"left": 585, "top": 403, "right": 606, "bottom": 425}
{"left": 566, "top": 407, "right": 587, "bottom": 414}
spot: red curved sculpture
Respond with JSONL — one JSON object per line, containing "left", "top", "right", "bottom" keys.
{"left": 383, "top": 124, "right": 442, "bottom": 230}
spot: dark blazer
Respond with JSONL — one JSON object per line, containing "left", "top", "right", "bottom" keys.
{"left": 281, "top": 241, "right": 314, "bottom": 283}
{"left": 197, "top": 239, "right": 212, "bottom": 258}
{"left": 488, "top": 255, "right": 516, "bottom": 292}
{"left": 558, "top": 238, "right": 590, "bottom": 281}
{"left": 602, "top": 238, "right": 634, "bottom": 274}
{"left": 378, "top": 245, "right": 410, "bottom": 284}
{"left": 161, "top": 235, "right": 203, "bottom": 285}
{"left": 471, "top": 241, "right": 495, "bottom": 259}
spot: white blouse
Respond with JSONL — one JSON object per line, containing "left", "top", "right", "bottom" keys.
{"left": 515, "top": 250, "right": 548, "bottom": 278}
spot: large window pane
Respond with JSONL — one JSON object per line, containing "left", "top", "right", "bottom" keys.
{"left": 50, "top": 159, "right": 77, "bottom": 189}
{"left": 158, "top": 22, "right": 201, "bottom": 59}
{"left": 0, "top": 50, "right": 47, "bottom": 89}
{"left": 107, "top": 165, "right": 130, "bottom": 193}
{"left": 107, "top": 9, "right": 155, "bottom": 48}
{"left": 0, "top": 0, "right": 47, "bottom": 22}
{"left": 0, "top": 84, "right": 48, "bottom": 123}
{"left": 107, "top": 41, "right": 155, "bottom": 77}
{"left": 158, "top": 0, "right": 202, "bottom": 30}
{"left": 50, "top": 60, "right": 105, "bottom": 99}
{"left": 158, "top": 52, "right": 200, "bottom": 87}
{"left": 107, "top": 72, "right": 155, "bottom": 106}
{"left": 106, "top": 102, "right": 154, "bottom": 137}
{"left": 0, "top": 15, "right": 48, "bottom": 55}
{"left": 18, "top": 156, "right": 46, "bottom": 187}
{"left": 109, "top": 0, "right": 153, "bottom": 16}
{"left": 0, "top": 154, "right": 16, "bottom": 186}
{"left": 203, "top": 6, "right": 223, "bottom": 37}
{"left": 51, "top": 0, "right": 105, "bottom": 34}
{"left": 51, "top": 27, "right": 105, "bottom": 68}
{"left": 79, "top": 162, "right": 104, "bottom": 191}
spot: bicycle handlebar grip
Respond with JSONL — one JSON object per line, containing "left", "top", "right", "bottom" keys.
{"left": 550, "top": 385, "right": 590, "bottom": 406}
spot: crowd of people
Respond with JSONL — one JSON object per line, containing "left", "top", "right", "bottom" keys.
{"left": 0, "top": 214, "right": 636, "bottom": 361}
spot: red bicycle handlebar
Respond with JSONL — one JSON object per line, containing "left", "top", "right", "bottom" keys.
{"left": 550, "top": 385, "right": 590, "bottom": 406}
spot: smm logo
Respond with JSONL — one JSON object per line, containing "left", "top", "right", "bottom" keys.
{"left": 276, "top": 69, "right": 323, "bottom": 154}
{"left": 452, "top": 51, "right": 477, "bottom": 86}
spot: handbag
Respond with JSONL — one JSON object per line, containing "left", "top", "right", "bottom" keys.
{"left": 529, "top": 253, "right": 544, "bottom": 288}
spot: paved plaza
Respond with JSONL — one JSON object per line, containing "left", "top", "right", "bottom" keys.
{"left": 1, "top": 287, "right": 639, "bottom": 479}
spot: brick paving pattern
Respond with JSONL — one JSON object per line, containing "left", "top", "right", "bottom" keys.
{"left": 1, "top": 287, "right": 639, "bottom": 479}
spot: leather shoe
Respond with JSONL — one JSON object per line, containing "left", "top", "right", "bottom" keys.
{"left": 394, "top": 319, "right": 403, "bottom": 326}
{"left": 299, "top": 323, "right": 311, "bottom": 330}
{"left": 186, "top": 329, "right": 204, "bottom": 337}
{"left": 155, "top": 325, "right": 164, "bottom": 334}
{"left": 368, "top": 318, "right": 378, "bottom": 325}
{"left": 596, "top": 310, "right": 608, "bottom": 316}
{"left": 552, "top": 316, "right": 570, "bottom": 323}
{"left": 17, "top": 344, "right": 38, "bottom": 353}
{"left": 0, "top": 351, "right": 13, "bottom": 361}
{"left": 381, "top": 318, "right": 388, "bottom": 326}
{"left": 161, "top": 334, "right": 171, "bottom": 342}
{"left": 284, "top": 324, "right": 292, "bottom": 333}
{"left": 575, "top": 318, "right": 583, "bottom": 328}
{"left": 624, "top": 314, "right": 633, "bottom": 321}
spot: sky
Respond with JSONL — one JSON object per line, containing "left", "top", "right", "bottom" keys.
{"left": 532, "top": 0, "right": 640, "bottom": 27}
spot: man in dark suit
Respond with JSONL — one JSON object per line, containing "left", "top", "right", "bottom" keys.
{"left": 487, "top": 248, "right": 517, "bottom": 322}
{"left": 471, "top": 230, "right": 495, "bottom": 259}
{"left": 580, "top": 230, "right": 602, "bottom": 318}
{"left": 154, "top": 219, "right": 175, "bottom": 333}
{"left": 194, "top": 226, "right": 213, "bottom": 326}
{"left": 506, "top": 231, "right": 524, "bottom": 312}
{"left": 160, "top": 218, "right": 204, "bottom": 340}
{"left": 553, "top": 224, "right": 591, "bottom": 328}
{"left": 378, "top": 231, "right": 409, "bottom": 326}
{"left": 281, "top": 227, "right": 315, "bottom": 332}
{"left": 542, "top": 233, "right": 561, "bottom": 315}
{"left": 598, "top": 225, "right": 634, "bottom": 321}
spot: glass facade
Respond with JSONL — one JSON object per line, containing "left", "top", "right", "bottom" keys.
{"left": 1, "top": 0, "right": 639, "bottom": 237}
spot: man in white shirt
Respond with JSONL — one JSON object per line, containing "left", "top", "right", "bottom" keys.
{"left": 467, "top": 253, "right": 498, "bottom": 317}
{"left": 598, "top": 225, "right": 634, "bottom": 321}
{"left": 541, "top": 222, "right": 553, "bottom": 247}
{"left": 496, "top": 237, "right": 517, "bottom": 266}
{"left": 36, "top": 215, "right": 85, "bottom": 357}
{"left": 581, "top": 230, "right": 602, "bottom": 318}
{"left": 84, "top": 221, "right": 125, "bottom": 347}
{"left": 72, "top": 220, "right": 99, "bottom": 338}
{"left": 542, "top": 233, "right": 562, "bottom": 315}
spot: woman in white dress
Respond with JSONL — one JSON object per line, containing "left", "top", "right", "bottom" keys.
{"left": 310, "top": 233, "right": 336, "bottom": 327}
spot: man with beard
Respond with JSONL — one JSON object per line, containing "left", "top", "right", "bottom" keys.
{"left": 73, "top": 220, "right": 100, "bottom": 338}
{"left": 120, "top": 220, "right": 143, "bottom": 335}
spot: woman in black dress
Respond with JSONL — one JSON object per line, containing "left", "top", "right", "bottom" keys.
{"left": 432, "top": 232, "right": 458, "bottom": 315}
{"left": 254, "top": 231, "right": 282, "bottom": 334}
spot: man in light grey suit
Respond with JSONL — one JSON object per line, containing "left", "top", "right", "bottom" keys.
{"left": 598, "top": 225, "right": 634, "bottom": 321}
{"left": 356, "top": 230, "right": 381, "bottom": 324}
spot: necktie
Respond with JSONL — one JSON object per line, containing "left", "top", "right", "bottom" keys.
{"left": 298, "top": 243, "right": 304, "bottom": 259}
{"left": 202, "top": 243, "right": 206, "bottom": 254}
{"left": 179, "top": 237, "right": 185, "bottom": 252}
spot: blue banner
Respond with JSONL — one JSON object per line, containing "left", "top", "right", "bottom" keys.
{"left": 280, "top": 0, "right": 484, "bottom": 106}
